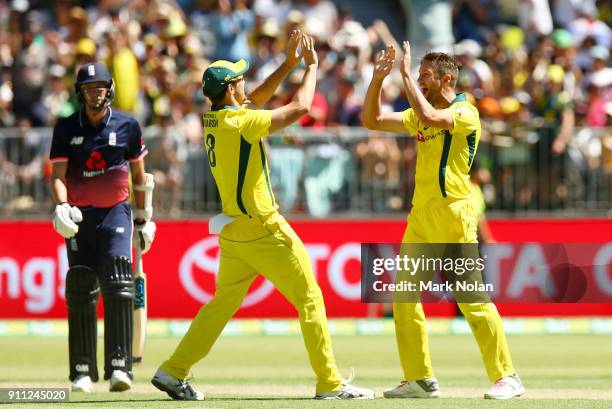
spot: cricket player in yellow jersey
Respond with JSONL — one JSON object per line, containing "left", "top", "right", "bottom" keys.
{"left": 151, "top": 31, "right": 374, "bottom": 401}
{"left": 363, "top": 42, "right": 525, "bottom": 400}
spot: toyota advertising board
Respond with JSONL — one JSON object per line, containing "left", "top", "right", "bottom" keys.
{"left": 1, "top": 218, "right": 610, "bottom": 318}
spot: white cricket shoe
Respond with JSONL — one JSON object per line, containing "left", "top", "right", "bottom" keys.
{"left": 383, "top": 377, "right": 440, "bottom": 398}
{"left": 314, "top": 371, "right": 375, "bottom": 400}
{"left": 109, "top": 370, "right": 132, "bottom": 392}
{"left": 484, "top": 375, "right": 525, "bottom": 399}
{"left": 151, "top": 368, "right": 204, "bottom": 401}
{"left": 71, "top": 375, "right": 93, "bottom": 393}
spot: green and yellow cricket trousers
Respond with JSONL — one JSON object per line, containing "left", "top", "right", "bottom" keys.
{"left": 393, "top": 198, "right": 516, "bottom": 382}
{"left": 160, "top": 211, "right": 343, "bottom": 393}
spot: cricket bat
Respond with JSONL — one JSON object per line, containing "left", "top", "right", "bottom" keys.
{"left": 132, "top": 243, "right": 146, "bottom": 365}
{"left": 133, "top": 172, "right": 153, "bottom": 365}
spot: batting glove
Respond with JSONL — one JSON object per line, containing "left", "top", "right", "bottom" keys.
{"left": 52, "top": 203, "right": 83, "bottom": 238}
{"left": 134, "top": 220, "right": 156, "bottom": 254}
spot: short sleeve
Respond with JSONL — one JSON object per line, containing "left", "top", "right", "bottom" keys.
{"left": 450, "top": 103, "right": 478, "bottom": 134}
{"left": 50, "top": 119, "right": 69, "bottom": 161}
{"left": 402, "top": 108, "right": 419, "bottom": 136}
{"left": 127, "top": 118, "right": 148, "bottom": 161}
{"left": 240, "top": 109, "right": 272, "bottom": 144}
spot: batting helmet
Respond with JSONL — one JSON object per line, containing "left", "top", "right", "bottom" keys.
{"left": 75, "top": 62, "right": 115, "bottom": 110}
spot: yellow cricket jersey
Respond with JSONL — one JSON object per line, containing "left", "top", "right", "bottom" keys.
{"left": 402, "top": 93, "right": 480, "bottom": 208}
{"left": 203, "top": 105, "right": 278, "bottom": 218}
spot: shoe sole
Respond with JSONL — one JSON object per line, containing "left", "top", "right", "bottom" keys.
{"left": 151, "top": 378, "right": 185, "bottom": 400}
{"left": 109, "top": 380, "right": 131, "bottom": 392}
{"left": 71, "top": 387, "right": 92, "bottom": 393}
{"left": 152, "top": 378, "right": 204, "bottom": 401}
{"left": 484, "top": 386, "right": 525, "bottom": 400}
{"left": 314, "top": 396, "right": 375, "bottom": 400}
{"left": 383, "top": 391, "right": 440, "bottom": 399}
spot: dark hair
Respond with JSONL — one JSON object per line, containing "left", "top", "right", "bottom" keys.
{"left": 421, "top": 52, "right": 461, "bottom": 87}
{"left": 203, "top": 86, "right": 227, "bottom": 105}
{"left": 207, "top": 91, "right": 226, "bottom": 105}
{"left": 203, "top": 76, "right": 244, "bottom": 104}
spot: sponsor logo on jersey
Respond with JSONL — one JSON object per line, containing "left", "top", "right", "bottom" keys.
{"left": 83, "top": 150, "right": 106, "bottom": 177}
{"left": 70, "top": 136, "right": 84, "bottom": 145}
{"left": 417, "top": 130, "right": 443, "bottom": 142}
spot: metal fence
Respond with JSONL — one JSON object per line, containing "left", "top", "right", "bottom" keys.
{"left": 1, "top": 122, "right": 610, "bottom": 218}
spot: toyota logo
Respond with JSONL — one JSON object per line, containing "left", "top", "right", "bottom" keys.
{"left": 179, "top": 236, "right": 275, "bottom": 307}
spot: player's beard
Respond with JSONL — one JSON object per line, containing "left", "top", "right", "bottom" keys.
{"left": 426, "top": 86, "right": 441, "bottom": 106}
{"left": 84, "top": 92, "right": 108, "bottom": 113}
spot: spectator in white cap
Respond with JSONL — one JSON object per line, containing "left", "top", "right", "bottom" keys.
{"left": 453, "top": 39, "right": 494, "bottom": 97}
{"left": 584, "top": 45, "right": 612, "bottom": 99}
{"left": 567, "top": 4, "right": 612, "bottom": 48}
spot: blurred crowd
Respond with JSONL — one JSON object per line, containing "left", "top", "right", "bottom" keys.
{"left": 0, "top": 0, "right": 610, "bottom": 216}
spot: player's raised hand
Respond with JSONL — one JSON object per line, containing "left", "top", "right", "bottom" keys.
{"left": 302, "top": 34, "right": 318, "bottom": 67}
{"left": 400, "top": 41, "right": 412, "bottom": 76}
{"left": 285, "top": 30, "right": 303, "bottom": 68}
{"left": 373, "top": 44, "right": 395, "bottom": 80}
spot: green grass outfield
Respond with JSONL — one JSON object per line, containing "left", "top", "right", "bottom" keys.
{"left": 1, "top": 331, "right": 612, "bottom": 408}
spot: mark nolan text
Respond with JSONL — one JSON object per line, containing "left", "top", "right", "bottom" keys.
{"left": 373, "top": 280, "right": 493, "bottom": 292}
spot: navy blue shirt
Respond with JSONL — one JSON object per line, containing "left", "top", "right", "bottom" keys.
{"left": 50, "top": 108, "right": 147, "bottom": 207}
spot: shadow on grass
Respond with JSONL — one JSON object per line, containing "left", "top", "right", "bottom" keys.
{"left": 64, "top": 396, "right": 313, "bottom": 404}
{"left": 205, "top": 397, "right": 313, "bottom": 401}
{"left": 62, "top": 399, "right": 168, "bottom": 404}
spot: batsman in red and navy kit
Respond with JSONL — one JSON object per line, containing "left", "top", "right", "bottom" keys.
{"left": 49, "top": 62, "right": 156, "bottom": 393}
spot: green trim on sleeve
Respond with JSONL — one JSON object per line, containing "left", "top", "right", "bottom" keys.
{"left": 237, "top": 136, "right": 252, "bottom": 216}
{"left": 466, "top": 130, "right": 477, "bottom": 169}
{"left": 439, "top": 131, "right": 453, "bottom": 197}
{"left": 258, "top": 141, "right": 276, "bottom": 207}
